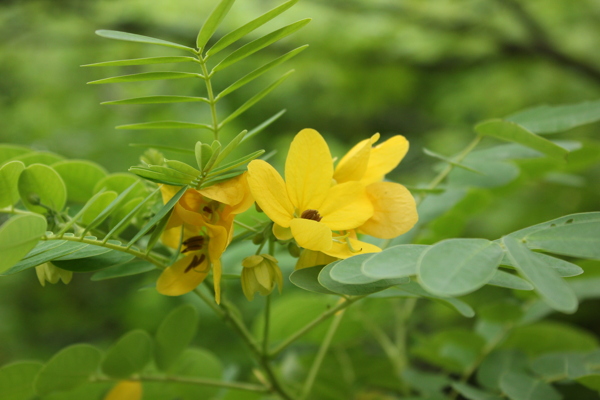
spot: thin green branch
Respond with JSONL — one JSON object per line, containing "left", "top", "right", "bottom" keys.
{"left": 198, "top": 57, "right": 220, "bottom": 141}
{"left": 0, "top": 208, "right": 37, "bottom": 216}
{"left": 301, "top": 308, "right": 345, "bottom": 400}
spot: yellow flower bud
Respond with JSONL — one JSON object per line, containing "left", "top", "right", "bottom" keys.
{"left": 35, "top": 263, "right": 73, "bottom": 287}
{"left": 241, "top": 254, "right": 283, "bottom": 301}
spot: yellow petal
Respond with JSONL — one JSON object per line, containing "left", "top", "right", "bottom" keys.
{"left": 333, "top": 135, "right": 376, "bottom": 183}
{"left": 295, "top": 249, "right": 337, "bottom": 270}
{"left": 160, "top": 184, "right": 182, "bottom": 204}
{"left": 104, "top": 381, "right": 142, "bottom": 400}
{"left": 199, "top": 172, "right": 252, "bottom": 209}
{"left": 320, "top": 182, "right": 374, "bottom": 231}
{"left": 359, "top": 182, "right": 418, "bottom": 239}
{"left": 285, "top": 129, "right": 333, "bottom": 211}
{"left": 254, "top": 263, "right": 272, "bottom": 289}
{"left": 273, "top": 223, "right": 293, "bottom": 240}
{"left": 289, "top": 218, "right": 332, "bottom": 252}
{"left": 322, "top": 237, "right": 381, "bottom": 259}
{"left": 156, "top": 253, "right": 210, "bottom": 296}
{"left": 242, "top": 255, "right": 264, "bottom": 268}
{"left": 362, "top": 135, "right": 409, "bottom": 184}
{"left": 247, "top": 160, "right": 294, "bottom": 227}
{"left": 213, "top": 259, "right": 222, "bottom": 304}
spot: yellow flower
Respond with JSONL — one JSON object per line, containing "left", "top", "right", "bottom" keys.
{"left": 241, "top": 254, "right": 283, "bottom": 301}
{"left": 156, "top": 173, "right": 254, "bottom": 303}
{"left": 334, "top": 133, "right": 418, "bottom": 239}
{"left": 35, "top": 262, "right": 72, "bottom": 286}
{"left": 247, "top": 129, "right": 378, "bottom": 258}
{"left": 104, "top": 381, "right": 142, "bottom": 400}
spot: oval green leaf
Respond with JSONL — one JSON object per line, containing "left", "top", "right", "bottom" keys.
{"left": 52, "top": 160, "right": 107, "bottom": 203}
{"left": 0, "top": 214, "right": 47, "bottom": 274}
{"left": 155, "top": 304, "right": 199, "bottom": 371}
{"left": 102, "top": 330, "right": 153, "bottom": 378}
{"left": 0, "top": 161, "right": 25, "bottom": 208}
{"left": 362, "top": 244, "right": 428, "bottom": 280}
{"left": 18, "top": 164, "right": 67, "bottom": 213}
{"left": 499, "top": 372, "right": 561, "bottom": 400}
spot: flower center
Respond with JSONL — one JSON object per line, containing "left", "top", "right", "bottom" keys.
{"left": 184, "top": 254, "right": 207, "bottom": 273}
{"left": 182, "top": 235, "right": 205, "bottom": 253}
{"left": 301, "top": 209, "right": 322, "bottom": 222}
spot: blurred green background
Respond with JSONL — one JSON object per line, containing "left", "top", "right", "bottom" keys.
{"left": 1, "top": 0, "right": 600, "bottom": 396}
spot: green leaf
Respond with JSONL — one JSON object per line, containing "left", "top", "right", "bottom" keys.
{"left": 207, "top": 149, "right": 265, "bottom": 177}
{"left": 155, "top": 304, "right": 199, "bottom": 371}
{"left": 577, "top": 375, "right": 600, "bottom": 392}
{"left": 34, "top": 344, "right": 102, "bottom": 396}
{"left": 447, "top": 156, "right": 520, "bottom": 189}
{"left": 0, "top": 214, "right": 47, "bottom": 274}
{"left": 362, "top": 244, "right": 428, "bottom": 280}
{"left": 144, "top": 207, "right": 173, "bottom": 253}
{"left": 81, "top": 191, "right": 118, "bottom": 225}
{"left": 212, "top": 19, "right": 311, "bottom": 73}
{"left": 0, "top": 161, "right": 25, "bottom": 208}
{"left": 318, "top": 258, "right": 409, "bottom": 296}
{"left": 18, "top": 164, "right": 67, "bottom": 213}
{"left": 207, "top": 0, "right": 299, "bottom": 56}
{"left": 475, "top": 119, "right": 568, "bottom": 160}
{"left": 95, "top": 30, "right": 195, "bottom": 52}
{"left": 499, "top": 372, "right": 561, "bottom": 400}
{"left": 220, "top": 71, "right": 294, "bottom": 128}
{"left": 502, "top": 236, "right": 578, "bottom": 313}
{"left": 104, "top": 189, "right": 159, "bottom": 239}
{"left": 477, "top": 350, "right": 529, "bottom": 391}
{"left": 0, "top": 361, "right": 44, "bottom": 400}
{"left": 506, "top": 100, "right": 600, "bottom": 134}
{"left": 196, "top": 0, "right": 236, "bottom": 51}
{"left": 289, "top": 265, "right": 337, "bottom": 295}
{"left": 418, "top": 238, "right": 504, "bottom": 297}
{"left": 52, "top": 160, "right": 107, "bottom": 203}
{"left": 164, "top": 160, "right": 201, "bottom": 177}
{"left": 451, "top": 382, "right": 503, "bottom": 400}
{"left": 2, "top": 239, "right": 89, "bottom": 275}
{"left": 83, "top": 181, "right": 142, "bottom": 232}
{"left": 530, "top": 352, "right": 589, "bottom": 381}
{"left": 170, "top": 348, "right": 223, "bottom": 399}
{"left": 242, "top": 109, "right": 286, "bottom": 143}
{"left": 130, "top": 167, "right": 194, "bottom": 186}
{"left": 478, "top": 300, "right": 523, "bottom": 323}
{"left": 93, "top": 173, "right": 144, "bottom": 198}
{"left": 0, "top": 144, "right": 31, "bottom": 165}
{"left": 129, "top": 143, "right": 195, "bottom": 155}
{"left": 412, "top": 329, "right": 486, "bottom": 373}
{"left": 52, "top": 248, "right": 135, "bottom": 272}
{"left": 82, "top": 56, "right": 197, "bottom": 67}
{"left": 117, "top": 121, "right": 212, "bottom": 130}
{"left": 508, "top": 212, "right": 600, "bottom": 240}
{"left": 501, "top": 251, "right": 584, "bottom": 277}
{"left": 88, "top": 71, "right": 201, "bottom": 85}
{"left": 214, "top": 130, "right": 247, "bottom": 165}
{"left": 216, "top": 45, "right": 308, "bottom": 100}
{"left": 423, "top": 148, "right": 483, "bottom": 174}
{"left": 102, "top": 330, "right": 153, "bottom": 378}
{"left": 487, "top": 269, "right": 534, "bottom": 290}
{"left": 90, "top": 260, "right": 155, "bottom": 281}
{"left": 8, "top": 151, "right": 64, "bottom": 167}
{"left": 102, "top": 95, "right": 209, "bottom": 105}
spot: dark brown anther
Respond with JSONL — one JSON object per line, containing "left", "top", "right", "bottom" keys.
{"left": 182, "top": 236, "right": 205, "bottom": 253}
{"left": 184, "top": 254, "right": 207, "bottom": 273}
{"left": 301, "top": 209, "right": 322, "bottom": 222}
{"left": 203, "top": 206, "right": 213, "bottom": 214}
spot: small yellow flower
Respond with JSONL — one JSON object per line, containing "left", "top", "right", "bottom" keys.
{"left": 104, "top": 381, "right": 142, "bottom": 400}
{"left": 157, "top": 173, "right": 254, "bottom": 303}
{"left": 334, "top": 133, "right": 418, "bottom": 239}
{"left": 247, "top": 129, "right": 378, "bottom": 258}
{"left": 241, "top": 254, "right": 283, "bottom": 301}
{"left": 35, "top": 263, "right": 72, "bottom": 286}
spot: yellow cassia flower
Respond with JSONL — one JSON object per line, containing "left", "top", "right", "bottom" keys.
{"left": 334, "top": 133, "right": 418, "bottom": 239}
{"left": 157, "top": 173, "right": 254, "bottom": 303}
{"left": 247, "top": 129, "right": 380, "bottom": 258}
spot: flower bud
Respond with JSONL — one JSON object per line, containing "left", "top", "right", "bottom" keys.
{"left": 287, "top": 242, "right": 301, "bottom": 258}
{"left": 241, "top": 254, "right": 283, "bottom": 301}
{"left": 35, "top": 263, "right": 73, "bottom": 287}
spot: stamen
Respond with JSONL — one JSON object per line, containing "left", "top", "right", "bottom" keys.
{"left": 203, "top": 206, "right": 213, "bottom": 214}
{"left": 301, "top": 209, "right": 322, "bottom": 222}
{"left": 184, "top": 254, "right": 206, "bottom": 273}
{"left": 182, "top": 236, "right": 205, "bottom": 253}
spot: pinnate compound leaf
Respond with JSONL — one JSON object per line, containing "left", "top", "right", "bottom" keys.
{"left": 93, "top": 173, "right": 144, "bottom": 200}
{"left": 0, "top": 361, "right": 44, "bottom": 400}
{"left": 499, "top": 372, "right": 561, "bottom": 400}
{"left": 52, "top": 160, "right": 107, "bottom": 203}
{"left": 207, "top": 0, "right": 299, "bottom": 56}
{"left": 155, "top": 304, "right": 199, "bottom": 371}
{"left": 220, "top": 71, "right": 294, "bottom": 128}
{"left": 418, "top": 239, "right": 504, "bottom": 297}
{"left": 0, "top": 161, "right": 25, "bottom": 208}
{"left": 102, "top": 95, "right": 209, "bottom": 105}
{"left": 91, "top": 260, "right": 155, "bottom": 281}
{"left": 130, "top": 166, "right": 196, "bottom": 186}
{"left": 117, "top": 121, "right": 212, "bottom": 130}
{"left": 241, "top": 109, "right": 286, "bottom": 143}
{"left": 81, "top": 191, "right": 118, "bottom": 225}
{"left": 102, "top": 330, "right": 153, "bottom": 378}
{"left": 52, "top": 247, "right": 135, "bottom": 272}
{"left": 34, "top": 344, "right": 102, "bottom": 396}
{"left": 362, "top": 244, "right": 428, "bottom": 280}
{"left": 506, "top": 100, "right": 600, "bottom": 134}
{"left": 196, "top": 0, "right": 236, "bottom": 51}
{"left": 530, "top": 352, "right": 589, "bottom": 381}
{"left": 502, "top": 236, "right": 578, "bottom": 313}
{"left": 88, "top": 71, "right": 200, "bottom": 85}
{"left": 208, "top": 149, "right": 264, "bottom": 177}
{"left": 475, "top": 119, "right": 568, "bottom": 160}
{"left": 18, "top": 164, "right": 67, "bottom": 213}
{"left": 2, "top": 239, "right": 89, "bottom": 275}
{"left": 95, "top": 30, "right": 194, "bottom": 52}
{"left": 83, "top": 181, "right": 142, "bottom": 232}
{"left": 214, "top": 130, "right": 247, "bottom": 165}
{"left": 412, "top": 329, "right": 485, "bottom": 373}
{"left": 500, "top": 251, "right": 583, "bottom": 277}
{"left": 0, "top": 214, "right": 47, "bottom": 274}
{"left": 82, "top": 56, "right": 197, "bottom": 67}
{"left": 212, "top": 19, "right": 310, "bottom": 73}
{"left": 216, "top": 45, "right": 308, "bottom": 100}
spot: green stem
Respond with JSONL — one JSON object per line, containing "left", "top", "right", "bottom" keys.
{"left": 92, "top": 374, "right": 268, "bottom": 393}
{"left": 0, "top": 208, "right": 36, "bottom": 216}
{"left": 301, "top": 308, "right": 345, "bottom": 400}
{"left": 198, "top": 58, "right": 220, "bottom": 141}
{"left": 269, "top": 296, "right": 364, "bottom": 357}
{"left": 233, "top": 219, "right": 259, "bottom": 232}
{"left": 263, "top": 294, "right": 271, "bottom": 354}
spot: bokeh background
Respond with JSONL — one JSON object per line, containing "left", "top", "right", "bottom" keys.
{"left": 1, "top": 0, "right": 600, "bottom": 396}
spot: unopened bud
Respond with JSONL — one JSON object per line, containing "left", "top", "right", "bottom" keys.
{"left": 252, "top": 233, "right": 265, "bottom": 245}
{"left": 287, "top": 242, "right": 301, "bottom": 258}
{"left": 241, "top": 254, "right": 283, "bottom": 301}
{"left": 35, "top": 263, "right": 73, "bottom": 287}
